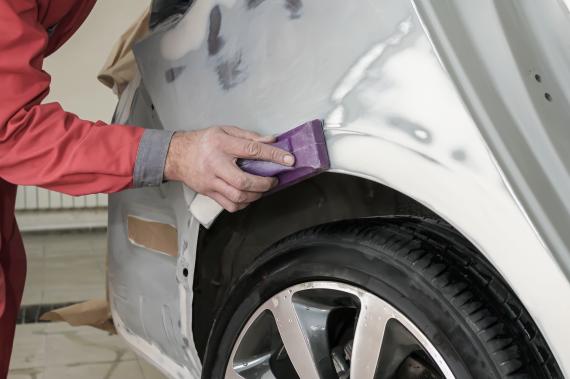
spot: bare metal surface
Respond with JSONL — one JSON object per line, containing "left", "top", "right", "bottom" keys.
{"left": 107, "top": 0, "right": 570, "bottom": 376}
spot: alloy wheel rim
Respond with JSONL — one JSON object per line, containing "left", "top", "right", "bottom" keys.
{"left": 225, "top": 281, "right": 455, "bottom": 379}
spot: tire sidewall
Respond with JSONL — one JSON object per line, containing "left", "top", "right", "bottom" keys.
{"left": 206, "top": 240, "right": 487, "bottom": 379}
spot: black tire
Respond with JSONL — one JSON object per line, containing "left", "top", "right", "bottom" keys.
{"left": 202, "top": 217, "right": 561, "bottom": 379}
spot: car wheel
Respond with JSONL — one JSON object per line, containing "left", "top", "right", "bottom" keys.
{"left": 202, "top": 217, "right": 560, "bottom": 378}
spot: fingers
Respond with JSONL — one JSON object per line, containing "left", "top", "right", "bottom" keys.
{"left": 225, "top": 135, "right": 295, "bottom": 166}
{"left": 220, "top": 162, "right": 277, "bottom": 192}
{"left": 213, "top": 178, "right": 263, "bottom": 204}
{"left": 221, "top": 125, "right": 275, "bottom": 143}
{"left": 207, "top": 175, "right": 267, "bottom": 213}
{"left": 207, "top": 191, "right": 248, "bottom": 213}
{"left": 170, "top": 126, "right": 285, "bottom": 213}
{"left": 255, "top": 135, "right": 276, "bottom": 143}
{"left": 216, "top": 126, "right": 292, "bottom": 164}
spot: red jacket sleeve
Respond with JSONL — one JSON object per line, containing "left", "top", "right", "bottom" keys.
{"left": 0, "top": 0, "right": 145, "bottom": 196}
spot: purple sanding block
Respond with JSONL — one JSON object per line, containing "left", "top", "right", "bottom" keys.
{"left": 237, "top": 119, "right": 330, "bottom": 191}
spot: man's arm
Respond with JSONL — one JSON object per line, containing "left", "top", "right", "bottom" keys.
{"left": 0, "top": 0, "right": 295, "bottom": 211}
{"left": 0, "top": 0, "right": 148, "bottom": 195}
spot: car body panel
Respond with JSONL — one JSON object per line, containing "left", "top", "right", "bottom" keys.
{"left": 107, "top": 1, "right": 570, "bottom": 377}
{"left": 109, "top": 77, "right": 203, "bottom": 378}
{"left": 414, "top": 0, "right": 570, "bottom": 282}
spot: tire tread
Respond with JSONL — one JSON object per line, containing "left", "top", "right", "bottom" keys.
{"left": 275, "top": 217, "right": 561, "bottom": 378}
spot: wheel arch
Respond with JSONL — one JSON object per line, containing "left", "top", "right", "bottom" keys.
{"left": 199, "top": 217, "right": 563, "bottom": 378}
{"left": 191, "top": 166, "right": 570, "bottom": 376}
{"left": 192, "top": 172, "right": 441, "bottom": 355}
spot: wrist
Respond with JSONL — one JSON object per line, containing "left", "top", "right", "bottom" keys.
{"left": 164, "top": 131, "right": 192, "bottom": 182}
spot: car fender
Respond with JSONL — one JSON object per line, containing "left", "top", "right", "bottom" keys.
{"left": 124, "top": 0, "right": 570, "bottom": 375}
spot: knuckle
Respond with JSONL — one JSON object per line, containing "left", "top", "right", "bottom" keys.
{"left": 203, "top": 127, "right": 216, "bottom": 137}
{"left": 233, "top": 190, "right": 245, "bottom": 203}
{"left": 231, "top": 190, "right": 244, "bottom": 203}
{"left": 255, "top": 177, "right": 273, "bottom": 192}
{"left": 205, "top": 128, "right": 223, "bottom": 146}
{"left": 271, "top": 148, "right": 282, "bottom": 161}
{"left": 237, "top": 175, "right": 251, "bottom": 190}
{"left": 254, "top": 178, "right": 269, "bottom": 191}
{"left": 227, "top": 203, "right": 239, "bottom": 213}
{"left": 209, "top": 126, "right": 222, "bottom": 133}
{"left": 244, "top": 141, "right": 261, "bottom": 157}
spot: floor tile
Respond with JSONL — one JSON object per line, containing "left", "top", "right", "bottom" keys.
{"left": 42, "top": 324, "right": 136, "bottom": 367}
{"left": 9, "top": 324, "right": 47, "bottom": 371}
{"left": 138, "top": 358, "right": 168, "bottom": 379}
{"left": 11, "top": 230, "right": 166, "bottom": 379}
{"left": 43, "top": 359, "right": 141, "bottom": 379}
{"left": 8, "top": 324, "right": 142, "bottom": 378}
{"left": 7, "top": 367, "right": 44, "bottom": 379}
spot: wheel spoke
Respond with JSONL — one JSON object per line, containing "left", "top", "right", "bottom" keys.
{"left": 231, "top": 353, "right": 277, "bottom": 379}
{"left": 350, "top": 293, "right": 392, "bottom": 379}
{"left": 270, "top": 293, "right": 322, "bottom": 379}
{"left": 226, "top": 282, "right": 454, "bottom": 379}
{"left": 224, "top": 367, "right": 246, "bottom": 379}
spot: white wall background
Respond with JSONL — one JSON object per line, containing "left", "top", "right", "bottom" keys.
{"left": 16, "top": 0, "right": 150, "bottom": 210}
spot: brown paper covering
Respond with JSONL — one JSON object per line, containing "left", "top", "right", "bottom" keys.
{"left": 128, "top": 215, "right": 179, "bottom": 257}
{"left": 98, "top": 8, "right": 150, "bottom": 94}
{"left": 40, "top": 299, "right": 116, "bottom": 334}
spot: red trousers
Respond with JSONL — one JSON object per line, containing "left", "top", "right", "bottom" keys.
{"left": 0, "top": 1, "right": 144, "bottom": 376}
{"left": 0, "top": 181, "right": 25, "bottom": 378}
{"left": 0, "top": 231, "right": 25, "bottom": 379}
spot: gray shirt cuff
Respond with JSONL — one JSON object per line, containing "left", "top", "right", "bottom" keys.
{"left": 133, "top": 129, "right": 175, "bottom": 188}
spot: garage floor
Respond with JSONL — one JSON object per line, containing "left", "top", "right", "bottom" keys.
{"left": 8, "top": 230, "right": 167, "bottom": 379}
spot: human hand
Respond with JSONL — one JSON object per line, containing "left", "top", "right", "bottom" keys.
{"left": 164, "top": 126, "right": 295, "bottom": 212}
